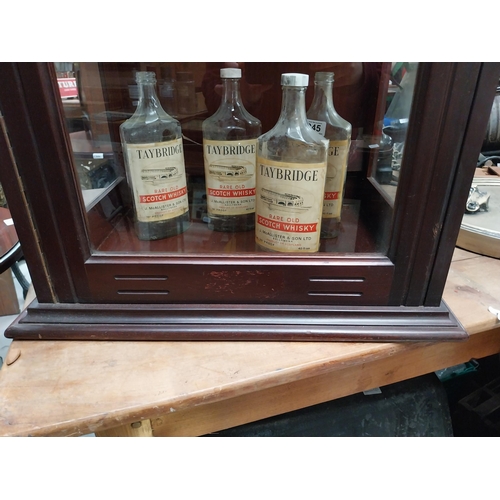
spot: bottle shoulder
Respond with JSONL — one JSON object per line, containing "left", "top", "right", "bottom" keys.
{"left": 122, "top": 103, "right": 179, "bottom": 123}
{"left": 203, "top": 103, "right": 261, "bottom": 140}
{"left": 258, "top": 124, "right": 328, "bottom": 164}
{"left": 204, "top": 102, "right": 261, "bottom": 124}
{"left": 120, "top": 110, "right": 181, "bottom": 144}
{"left": 122, "top": 104, "right": 179, "bottom": 124}
{"left": 307, "top": 107, "right": 351, "bottom": 130}
{"left": 259, "top": 121, "right": 327, "bottom": 147}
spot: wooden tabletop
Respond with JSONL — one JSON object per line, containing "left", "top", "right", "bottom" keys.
{"left": 0, "top": 247, "right": 499, "bottom": 437}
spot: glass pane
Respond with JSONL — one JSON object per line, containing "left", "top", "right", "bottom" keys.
{"left": 369, "top": 62, "right": 418, "bottom": 201}
{"left": 55, "top": 62, "right": 418, "bottom": 257}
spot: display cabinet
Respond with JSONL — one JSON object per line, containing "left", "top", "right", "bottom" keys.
{"left": 0, "top": 62, "right": 498, "bottom": 341}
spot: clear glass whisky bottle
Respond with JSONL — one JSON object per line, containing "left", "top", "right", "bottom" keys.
{"left": 120, "top": 71, "right": 190, "bottom": 241}
{"left": 256, "top": 73, "right": 328, "bottom": 253}
{"left": 306, "top": 72, "right": 352, "bottom": 239}
{"left": 202, "top": 67, "right": 262, "bottom": 232}
{"left": 159, "top": 66, "right": 177, "bottom": 116}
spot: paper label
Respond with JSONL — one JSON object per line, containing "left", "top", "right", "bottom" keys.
{"left": 203, "top": 139, "right": 257, "bottom": 216}
{"left": 124, "top": 138, "right": 189, "bottom": 223}
{"left": 323, "top": 140, "right": 349, "bottom": 218}
{"left": 255, "top": 156, "right": 327, "bottom": 252}
{"left": 307, "top": 119, "right": 327, "bottom": 136}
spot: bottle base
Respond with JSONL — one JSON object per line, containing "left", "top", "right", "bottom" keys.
{"left": 207, "top": 213, "right": 255, "bottom": 233}
{"left": 320, "top": 218, "right": 341, "bottom": 239}
{"left": 134, "top": 212, "right": 191, "bottom": 241}
{"left": 255, "top": 241, "right": 320, "bottom": 253}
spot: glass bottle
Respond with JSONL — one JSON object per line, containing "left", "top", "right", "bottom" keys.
{"left": 202, "top": 67, "right": 262, "bottom": 232}
{"left": 119, "top": 71, "right": 190, "bottom": 241}
{"left": 127, "top": 69, "right": 140, "bottom": 111}
{"left": 374, "top": 131, "right": 394, "bottom": 185}
{"left": 256, "top": 73, "right": 328, "bottom": 253}
{"left": 159, "top": 66, "right": 177, "bottom": 116}
{"left": 176, "top": 71, "right": 196, "bottom": 115}
{"left": 306, "top": 72, "right": 352, "bottom": 239}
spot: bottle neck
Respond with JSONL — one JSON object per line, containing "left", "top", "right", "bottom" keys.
{"left": 279, "top": 86, "right": 308, "bottom": 125}
{"left": 137, "top": 82, "right": 161, "bottom": 110}
{"left": 311, "top": 81, "right": 335, "bottom": 112}
{"left": 221, "top": 78, "right": 243, "bottom": 106}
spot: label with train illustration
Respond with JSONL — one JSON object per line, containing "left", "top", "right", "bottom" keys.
{"left": 255, "top": 156, "right": 327, "bottom": 252}
{"left": 323, "top": 139, "right": 349, "bottom": 219}
{"left": 124, "top": 138, "right": 189, "bottom": 223}
{"left": 203, "top": 139, "right": 257, "bottom": 216}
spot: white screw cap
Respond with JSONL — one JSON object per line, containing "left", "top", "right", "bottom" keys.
{"left": 220, "top": 68, "right": 242, "bottom": 78}
{"left": 281, "top": 73, "right": 309, "bottom": 86}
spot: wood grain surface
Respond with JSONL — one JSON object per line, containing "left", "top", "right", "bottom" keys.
{"left": 0, "top": 248, "right": 499, "bottom": 437}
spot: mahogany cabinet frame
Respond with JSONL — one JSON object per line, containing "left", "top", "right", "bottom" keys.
{"left": 0, "top": 62, "right": 498, "bottom": 341}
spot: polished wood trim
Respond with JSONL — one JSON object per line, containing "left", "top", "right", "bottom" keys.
{"left": 0, "top": 96, "right": 55, "bottom": 301}
{"left": 83, "top": 253, "right": 394, "bottom": 305}
{"left": 425, "top": 63, "right": 500, "bottom": 305}
{"left": 389, "top": 62, "right": 500, "bottom": 306}
{"left": 5, "top": 299, "right": 467, "bottom": 341}
{"left": 0, "top": 63, "right": 92, "bottom": 302}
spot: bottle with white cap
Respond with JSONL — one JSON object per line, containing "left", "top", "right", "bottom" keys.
{"left": 307, "top": 72, "right": 352, "bottom": 239}
{"left": 202, "top": 67, "right": 262, "bottom": 232}
{"left": 120, "top": 71, "right": 190, "bottom": 241}
{"left": 255, "top": 73, "right": 328, "bottom": 253}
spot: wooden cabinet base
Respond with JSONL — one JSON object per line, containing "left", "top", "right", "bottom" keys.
{"left": 5, "top": 299, "right": 468, "bottom": 342}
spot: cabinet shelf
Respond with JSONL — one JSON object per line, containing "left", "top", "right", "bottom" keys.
{"left": 91, "top": 198, "right": 375, "bottom": 256}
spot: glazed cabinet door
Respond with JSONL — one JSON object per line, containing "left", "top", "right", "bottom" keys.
{"left": 0, "top": 61, "right": 498, "bottom": 341}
